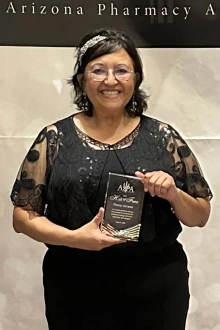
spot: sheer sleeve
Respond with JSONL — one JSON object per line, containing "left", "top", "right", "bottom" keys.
{"left": 161, "top": 124, "right": 213, "bottom": 201}
{"left": 10, "top": 128, "right": 49, "bottom": 215}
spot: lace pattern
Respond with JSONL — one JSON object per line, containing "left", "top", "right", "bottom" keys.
{"left": 161, "top": 124, "right": 212, "bottom": 200}
{"left": 10, "top": 115, "right": 213, "bottom": 243}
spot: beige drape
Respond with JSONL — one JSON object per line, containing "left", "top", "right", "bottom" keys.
{"left": 0, "top": 46, "right": 219, "bottom": 330}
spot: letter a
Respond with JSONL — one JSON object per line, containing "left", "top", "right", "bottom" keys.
{"left": 6, "top": 1, "right": 16, "bottom": 13}
{"left": 205, "top": 3, "right": 215, "bottom": 15}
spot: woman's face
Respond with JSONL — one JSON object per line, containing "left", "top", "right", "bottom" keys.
{"left": 82, "top": 48, "right": 135, "bottom": 114}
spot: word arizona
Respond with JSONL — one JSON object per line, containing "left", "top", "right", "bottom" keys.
{"left": 5, "top": 2, "right": 84, "bottom": 15}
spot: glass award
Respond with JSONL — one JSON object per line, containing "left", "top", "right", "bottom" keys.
{"left": 101, "top": 173, "right": 145, "bottom": 242}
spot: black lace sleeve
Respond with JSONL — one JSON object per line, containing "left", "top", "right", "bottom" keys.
{"left": 10, "top": 128, "right": 49, "bottom": 215}
{"left": 163, "top": 124, "right": 213, "bottom": 200}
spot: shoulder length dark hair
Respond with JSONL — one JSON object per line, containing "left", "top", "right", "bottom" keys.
{"left": 68, "top": 27, "right": 148, "bottom": 117}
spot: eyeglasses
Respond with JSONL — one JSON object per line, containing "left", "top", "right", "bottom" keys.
{"left": 86, "top": 65, "right": 134, "bottom": 82}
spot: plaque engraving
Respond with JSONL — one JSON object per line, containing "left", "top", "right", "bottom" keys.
{"left": 101, "top": 173, "right": 145, "bottom": 242}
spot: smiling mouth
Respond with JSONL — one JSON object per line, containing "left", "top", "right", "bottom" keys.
{"left": 101, "top": 90, "right": 120, "bottom": 96}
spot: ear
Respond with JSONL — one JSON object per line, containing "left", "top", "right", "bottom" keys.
{"left": 77, "top": 74, "right": 84, "bottom": 90}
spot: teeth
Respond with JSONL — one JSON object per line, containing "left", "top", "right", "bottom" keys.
{"left": 102, "top": 91, "right": 119, "bottom": 95}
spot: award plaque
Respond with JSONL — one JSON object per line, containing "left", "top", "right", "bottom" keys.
{"left": 101, "top": 173, "right": 145, "bottom": 242}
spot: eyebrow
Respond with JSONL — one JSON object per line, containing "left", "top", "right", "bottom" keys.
{"left": 90, "top": 62, "right": 130, "bottom": 67}
{"left": 90, "top": 62, "right": 105, "bottom": 66}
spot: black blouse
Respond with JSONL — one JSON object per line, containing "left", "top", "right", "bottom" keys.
{"left": 10, "top": 114, "right": 212, "bottom": 259}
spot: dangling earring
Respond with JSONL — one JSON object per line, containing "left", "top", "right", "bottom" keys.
{"left": 131, "top": 94, "right": 137, "bottom": 113}
{"left": 82, "top": 92, "right": 90, "bottom": 112}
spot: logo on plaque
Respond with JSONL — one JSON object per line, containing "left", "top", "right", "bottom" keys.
{"left": 117, "top": 181, "right": 134, "bottom": 193}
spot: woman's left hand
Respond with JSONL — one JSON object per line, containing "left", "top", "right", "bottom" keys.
{"left": 135, "top": 170, "right": 179, "bottom": 203}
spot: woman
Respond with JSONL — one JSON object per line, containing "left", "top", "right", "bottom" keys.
{"left": 11, "top": 28, "right": 212, "bottom": 330}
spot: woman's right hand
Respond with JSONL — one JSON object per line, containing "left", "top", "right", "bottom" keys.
{"left": 68, "top": 208, "right": 126, "bottom": 251}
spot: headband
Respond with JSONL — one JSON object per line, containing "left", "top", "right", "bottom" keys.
{"left": 78, "top": 35, "right": 107, "bottom": 65}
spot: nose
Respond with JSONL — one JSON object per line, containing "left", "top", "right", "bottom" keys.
{"left": 104, "top": 69, "right": 117, "bottom": 85}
